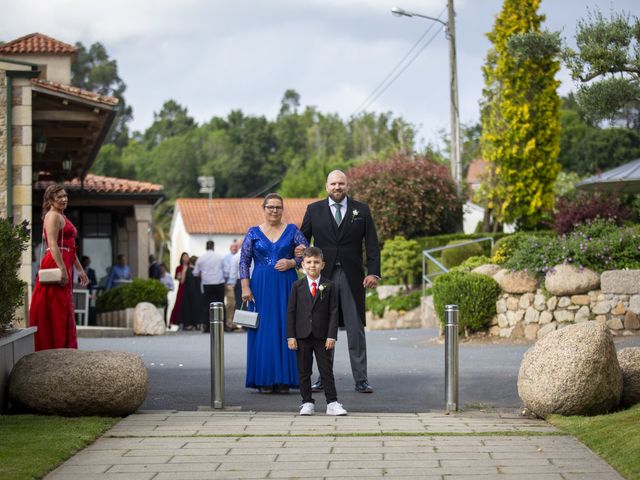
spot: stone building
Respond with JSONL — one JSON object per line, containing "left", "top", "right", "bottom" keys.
{"left": 0, "top": 33, "right": 163, "bottom": 324}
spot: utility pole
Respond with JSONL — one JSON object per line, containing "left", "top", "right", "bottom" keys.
{"left": 448, "top": 0, "right": 462, "bottom": 198}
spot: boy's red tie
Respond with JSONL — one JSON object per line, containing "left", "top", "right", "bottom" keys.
{"left": 311, "top": 281, "right": 317, "bottom": 297}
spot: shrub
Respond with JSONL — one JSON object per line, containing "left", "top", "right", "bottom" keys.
{"left": 381, "top": 236, "right": 421, "bottom": 288}
{"left": 348, "top": 153, "right": 462, "bottom": 241}
{"left": 555, "top": 191, "right": 632, "bottom": 235}
{"left": 491, "top": 233, "right": 530, "bottom": 264}
{"left": 366, "top": 289, "right": 426, "bottom": 317}
{"left": 504, "top": 219, "right": 640, "bottom": 275}
{"left": 0, "top": 219, "right": 30, "bottom": 332}
{"left": 441, "top": 240, "right": 484, "bottom": 268}
{"left": 432, "top": 271, "right": 502, "bottom": 332}
{"left": 96, "top": 279, "right": 168, "bottom": 313}
{"left": 450, "top": 255, "right": 493, "bottom": 272}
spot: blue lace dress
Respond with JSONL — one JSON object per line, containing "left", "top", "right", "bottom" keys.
{"left": 240, "top": 224, "right": 308, "bottom": 389}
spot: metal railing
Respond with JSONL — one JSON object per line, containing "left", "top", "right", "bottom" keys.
{"left": 422, "top": 237, "right": 494, "bottom": 295}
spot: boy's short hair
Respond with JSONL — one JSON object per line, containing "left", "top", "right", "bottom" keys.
{"left": 303, "top": 246, "right": 323, "bottom": 259}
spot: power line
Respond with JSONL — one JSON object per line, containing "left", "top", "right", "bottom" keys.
{"left": 351, "top": 8, "right": 447, "bottom": 117}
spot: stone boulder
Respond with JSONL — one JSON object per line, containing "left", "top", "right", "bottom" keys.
{"left": 618, "top": 348, "right": 640, "bottom": 408}
{"left": 8, "top": 349, "right": 148, "bottom": 416}
{"left": 517, "top": 322, "right": 622, "bottom": 417}
{"left": 472, "top": 264, "right": 502, "bottom": 277}
{"left": 134, "top": 302, "right": 166, "bottom": 335}
{"left": 545, "top": 265, "right": 600, "bottom": 296}
{"left": 493, "top": 269, "right": 537, "bottom": 294}
{"left": 601, "top": 270, "right": 640, "bottom": 294}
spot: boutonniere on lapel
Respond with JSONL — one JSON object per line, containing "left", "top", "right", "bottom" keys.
{"left": 318, "top": 282, "right": 329, "bottom": 299}
{"left": 351, "top": 209, "right": 360, "bottom": 223}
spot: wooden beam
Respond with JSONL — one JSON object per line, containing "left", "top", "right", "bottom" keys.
{"left": 39, "top": 126, "right": 99, "bottom": 138}
{"left": 33, "top": 110, "right": 102, "bottom": 122}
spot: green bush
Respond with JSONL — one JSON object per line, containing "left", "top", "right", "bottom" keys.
{"left": 381, "top": 236, "right": 421, "bottom": 288}
{"left": 504, "top": 219, "right": 640, "bottom": 275}
{"left": 0, "top": 219, "right": 30, "bottom": 331}
{"left": 366, "top": 289, "right": 427, "bottom": 317}
{"left": 450, "top": 255, "right": 493, "bottom": 272}
{"left": 441, "top": 240, "right": 484, "bottom": 268}
{"left": 432, "top": 271, "right": 502, "bottom": 332}
{"left": 491, "top": 231, "right": 555, "bottom": 264}
{"left": 96, "top": 279, "right": 168, "bottom": 313}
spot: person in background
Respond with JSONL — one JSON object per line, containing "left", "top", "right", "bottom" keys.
{"left": 80, "top": 255, "right": 98, "bottom": 293}
{"left": 30, "top": 184, "right": 89, "bottom": 351}
{"left": 194, "top": 240, "right": 225, "bottom": 333}
{"left": 179, "top": 255, "right": 204, "bottom": 330}
{"left": 169, "top": 252, "right": 189, "bottom": 328}
{"left": 106, "top": 254, "right": 132, "bottom": 289}
{"left": 149, "top": 254, "right": 162, "bottom": 280}
{"left": 159, "top": 263, "right": 175, "bottom": 324}
{"left": 223, "top": 240, "right": 241, "bottom": 331}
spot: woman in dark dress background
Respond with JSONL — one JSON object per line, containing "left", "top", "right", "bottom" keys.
{"left": 179, "top": 255, "right": 205, "bottom": 329}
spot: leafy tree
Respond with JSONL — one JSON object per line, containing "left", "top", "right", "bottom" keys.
{"left": 142, "top": 100, "right": 196, "bottom": 148}
{"left": 563, "top": 9, "right": 640, "bottom": 129}
{"left": 381, "top": 236, "right": 421, "bottom": 289}
{"left": 71, "top": 42, "right": 133, "bottom": 148}
{"left": 479, "top": 0, "right": 561, "bottom": 229}
{"left": 348, "top": 153, "right": 461, "bottom": 241}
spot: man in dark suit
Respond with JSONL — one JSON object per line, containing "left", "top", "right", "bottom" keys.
{"left": 287, "top": 246, "right": 346, "bottom": 416}
{"left": 297, "top": 170, "right": 381, "bottom": 393}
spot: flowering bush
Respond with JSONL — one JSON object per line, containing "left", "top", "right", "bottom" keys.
{"left": 503, "top": 219, "right": 640, "bottom": 275}
{"left": 348, "top": 153, "right": 461, "bottom": 241}
{"left": 554, "top": 191, "right": 632, "bottom": 235}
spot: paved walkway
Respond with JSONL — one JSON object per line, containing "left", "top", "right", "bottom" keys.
{"left": 45, "top": 410, "right": 623, "bottom": 479}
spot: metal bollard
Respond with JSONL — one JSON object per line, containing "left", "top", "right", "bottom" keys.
{"left": 210, "top": 302, "right": 225, "bottom": 409}
{"left": 444, "top": 304, "right": 459, "bottom": 412}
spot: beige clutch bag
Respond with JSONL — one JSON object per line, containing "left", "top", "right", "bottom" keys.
{"left": 39, "top": 268, "right": 62, "bottom": 285}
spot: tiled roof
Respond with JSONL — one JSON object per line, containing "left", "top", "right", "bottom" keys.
{"left": 177, "top": 198, "right": 318, "bottom": 234}
{"left": 35, "top": 174, "right": 164, "bottom": 194}
{"left": 31, "top": 78, "right": 119, "bottom": 106}
{"left": 0, "top": 33, "right": 76, "bottom": 55}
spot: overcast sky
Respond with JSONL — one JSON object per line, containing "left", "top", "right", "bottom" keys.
{"left": 1, "top": 0, "right": 636, "bottom": 148}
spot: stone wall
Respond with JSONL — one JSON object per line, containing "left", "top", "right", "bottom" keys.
{"left": 490, "top": 269, "right": 640, "bottom": 340}
{"left": 0, "top": 70, "right": 7, "bottom": 214}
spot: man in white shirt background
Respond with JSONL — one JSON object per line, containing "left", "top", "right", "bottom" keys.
{"left": 193, "top": 240, "right": 225, "bottom": 333}
{"left": 223, "top": 240, "right": 241, "bottom": 331}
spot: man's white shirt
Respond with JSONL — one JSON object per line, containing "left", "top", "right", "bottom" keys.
{"left": 194, "top": 250, "right": 225, "bottom": 285}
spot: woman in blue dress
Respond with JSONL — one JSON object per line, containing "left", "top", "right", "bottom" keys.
{"left": 240, "top": 193, "right": 309, "bottom": 393}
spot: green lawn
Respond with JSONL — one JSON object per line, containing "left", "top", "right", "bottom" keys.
{"left": 547, "top": 403, "right": 640, "bottom": 480}
{"left": 0, "top": 414, "right": 118, "bottom": 480}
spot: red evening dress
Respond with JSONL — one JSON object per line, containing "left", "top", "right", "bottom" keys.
{"left": 29, "top": 216, "right": 78, "bottom": 351}
{"left": 169, "top": 265, "right": 185, "bottom": 325}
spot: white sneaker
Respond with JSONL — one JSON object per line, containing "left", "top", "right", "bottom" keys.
{"left": 326, "top": 401, "right": 348, "bottom": 416}
{"left": 299, "top": 402, "right": 315, "bottom": 416}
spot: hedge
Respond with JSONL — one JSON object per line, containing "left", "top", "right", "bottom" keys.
{"left": 96, "top": 278, "right": 168, "bottom": 313}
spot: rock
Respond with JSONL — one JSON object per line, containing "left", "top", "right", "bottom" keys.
{"left": 500, "top": 327, "right": 514, "bottom": 338}
{"left": 494, "top": 269, "right": 537, "bottom": 294}
{"left": 524, "top": 323, "right": 539, "bottom": 341}
{"left": 547, "top": 296, "right": 558, "bottom": 311}
{"left": 538, "top": 311, "right": 553, "bottom": 325}
{"left": 624, "top": 311, "right": 640, "bottom": 330}
{"left": 606, "top": 318, "right": 624, "bottom": 330}
{"left": 575, "top": 306, "right": 590, "bottom": 323}
{"left": 376, "top": 285, "right": 405, "bottom": 300}
{"left": 557, "top": 296, "right": 571, "bottom": 308}
{"left": 8, "top": 349, "right": 148, "bottom": 416}
{"left": 472, "top": 264, "right": 502, "bottom": 277}
{"left": 506, "top": 310, "right": 524, "bottom": 326}
{"left": 518, "top": 322, "right": 622, "bottom": 418}
{"left": 519, "top": 293, "right": 534, "bottom": 310}
{"left": 510, "top": 322, "right": 524, "bottom": 339}
{"left": 489, "top": 325, "right": 500, "bottom": 336}
{"left": 629, "top": 295, "right": 640, "bottom": 314}
{"left": 571, "top": 295, "right": 590, "bottom": 306}
{"left": 601, "top": 270, "right": 640, "bottom": 294}
{"left": 524, "top": 307, "right": 539, "bottom": 324}
{"left": 592, "top": 301, "right": 611, "bottom": 315}
{"left": 553, "top": 310, "right": 574, "bottom": 323}
{"left": 134, "top": 302, "right": 166, "bottom": 335}
{"left": 544, "top": 265, "right": 600, "bottom": 296}
{"left": 618, "top": 348, "right": 640, "bottom": 407}
{"left": 496, "top": 299, "right": 507, "bottom": 314}
{"left": 613, "top": 302, "right": 626, "bottom": 315}
{"left": 537, "top": 322, "right": 557, "bottom": 339}
{"left": 506, "top": 297, "right": 519, "bottom": 311}
{"left": 534, "top": 294, "right": 546, "bottom": 311}
{"left": 497, "top": 313, "right": 508, "bottom": 328}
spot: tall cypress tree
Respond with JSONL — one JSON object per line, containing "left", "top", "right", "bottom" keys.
{"left": 480, "top": 0, "right": 561, "bottom": 229}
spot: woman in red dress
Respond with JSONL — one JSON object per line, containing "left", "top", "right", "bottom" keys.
{"left": 30, "top": 185, "right": 89, "bottom": 351}
{"left": 169, "top": 252, "right": 189, "bottom": 326}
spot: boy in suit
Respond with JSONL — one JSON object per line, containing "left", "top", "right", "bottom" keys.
{"left": 287, "top": 247, "right": 347, "bottom": 416}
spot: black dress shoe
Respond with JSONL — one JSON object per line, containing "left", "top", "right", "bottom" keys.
{"left": 311, "top": 379, "right": 323, "bottom": 392}
{"left": 355, "top": 381, "right": 373, "bottom": 393}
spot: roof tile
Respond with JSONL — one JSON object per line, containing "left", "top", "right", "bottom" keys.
{"left": 0, "top": 33, "right": 76, "bottom": 55}
{"left": 177, "top": 198, "right": 318, "bottom": 234}
{"left": 31, "top": 78, "right": 119, "bottom": 106}
{"left": 36, "top": 174, "right": 163, "bottom": 194}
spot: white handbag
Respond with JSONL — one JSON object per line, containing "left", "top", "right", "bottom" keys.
{"left": 38, "top": 225, "right": 64, "bottom": 285}
{"left": 233, "top": 300, "right": 259, "bottom": 329}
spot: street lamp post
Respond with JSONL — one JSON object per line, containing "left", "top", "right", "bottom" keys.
{"left": 392, "top": 1, "right": 462, "bottom": 198}
{"left": 198, "top": 176, "right": 215, "bottom": 239}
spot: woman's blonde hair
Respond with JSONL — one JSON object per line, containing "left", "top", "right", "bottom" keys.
{"left": 42, "top": 184, "right": 66, "bottom": 219}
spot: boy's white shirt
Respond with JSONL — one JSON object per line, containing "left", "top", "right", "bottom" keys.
{"left": 288, "top": 275, "right": 336, "bottom": 341}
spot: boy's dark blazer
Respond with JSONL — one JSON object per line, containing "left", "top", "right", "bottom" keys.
{"left": 286, "top": 277, "right": 339, "bottom": 341}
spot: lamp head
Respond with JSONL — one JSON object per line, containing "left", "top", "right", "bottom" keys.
{"left": 391, "top": 7, "right": 412, "bottom": 17}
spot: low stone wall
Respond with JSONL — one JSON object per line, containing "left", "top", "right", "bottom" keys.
{"left": 491, "top": 286, "right": 640, "bottom": 340}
